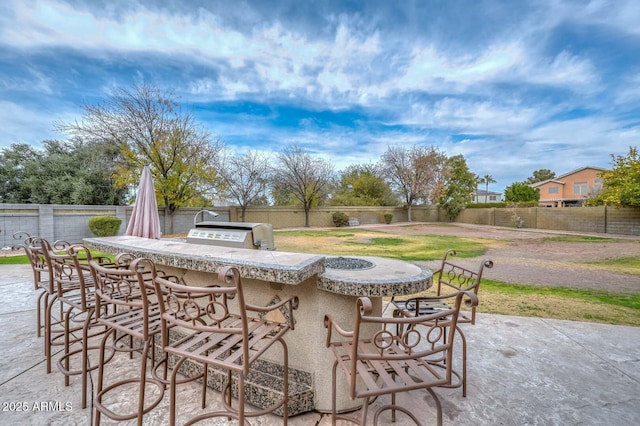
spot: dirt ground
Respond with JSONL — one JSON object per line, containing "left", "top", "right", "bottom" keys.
{"left": 366, "top": 222, "right": 640, "bottom": 295}
{"left": 6, "top": 222, "right": 639, "bottom": 294}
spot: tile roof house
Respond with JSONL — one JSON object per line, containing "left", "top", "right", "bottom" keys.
{"left": 531, "top": 166, "right": 606, "bottom": 207}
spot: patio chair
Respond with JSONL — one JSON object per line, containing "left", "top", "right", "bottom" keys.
{"left": 88, "top": 256, "right": 182, "bottom": 426}
{"left": 325, "top": 290, "right": 477, "bottom": 426}
{"left": 49, "top": 244, "right": 114, "bottom": 409}
{"left": 153, "top": 265, "right": 299, "bottom": 426}
{"left": 22, "top": 236, "right": 69, "bottom": 338}
{"left": 392, "top": 249, "right": 493, "bottom": 396}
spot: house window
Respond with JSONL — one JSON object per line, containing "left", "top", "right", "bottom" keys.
{"left": 489, "top": 195, "right": 497, "bottom": 201}
{"left": 574, "top": 181, "right": 588, "bottom": 194}
{"left": 594, "top": 178, "right": 603, "bottom": 192}
{"left": 548, "top": 187, "right": 559, "bottom": 194}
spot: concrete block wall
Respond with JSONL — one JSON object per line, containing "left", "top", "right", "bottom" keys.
{"left": 0, "top": 204, "right": 232, "bottom": 248}
{"left": 537, "top": 206, "right": 606, "bottom": 233}
{"left": 606, "top": 207, "right": 640, "bottom": 235}
{"left": 1, "top": 203, "right": 639, "bottom": 249}
{"left": 236, "top": 206, "right": 412, "bottom": 228}
{"left": 458, "top": 208, "right": 497, "bottom": 226}
{"left": 1, "top": 204, "right": 42, "bottom": 248}
{"left": 52, "top": 206, "right": 126, "bottom": 244}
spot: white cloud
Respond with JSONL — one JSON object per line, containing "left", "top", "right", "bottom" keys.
{"left": 0, "top": 0, "right": 637, "bottom": 193}
{"left": 0, "top": 100, "right": 69, "bottom": 147}
{"left": 614, "top": 72, "right": 640, "bottom": 104}
{"left": 525, "top": 51, "right": 599, "bottom": 90}
{"left": 395, "top": 97, "right": 543, "bottom": 138}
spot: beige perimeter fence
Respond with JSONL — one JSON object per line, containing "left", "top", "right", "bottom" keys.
{"left": 1, "top": 204, "right": 639, "bottom": 248}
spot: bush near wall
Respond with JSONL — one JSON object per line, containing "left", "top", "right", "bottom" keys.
{"left": 331, "top": 212, "right": 350, "bottom": 227}
{"left": 88, "top": 215, "right": 122, "bottom": 237}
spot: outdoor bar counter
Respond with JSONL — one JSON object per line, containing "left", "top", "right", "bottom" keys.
{"left": 84, "top": 235, "right": 432, "bottom": 414}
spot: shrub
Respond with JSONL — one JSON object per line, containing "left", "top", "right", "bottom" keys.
{"left": 383, "top": 213, "right": 393, "bottom": 224}
{"left": 88, "top": 215, "right": 122, "bottom": 237}
{"left": 331, "top": 212, "right": 350, "bottom": 227}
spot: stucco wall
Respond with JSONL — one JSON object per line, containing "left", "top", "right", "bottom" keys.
{"left": 2, "top": 203, "right": 639, "bottom": 248}
{"left": 0, "top": 204, "right": 230, "bottom": 247}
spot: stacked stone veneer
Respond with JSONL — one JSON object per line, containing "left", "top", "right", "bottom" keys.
{"left": 149, "top": 331, "right": 315, "bottom": 416}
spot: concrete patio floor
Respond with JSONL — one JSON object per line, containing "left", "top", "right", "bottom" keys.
{"left": 1, "top": 263, "right": 638, "bottom": 425}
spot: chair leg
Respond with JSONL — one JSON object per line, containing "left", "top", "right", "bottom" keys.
{"left": 44, "top": 297, "right": 54, "bottom": 373}
{"left": 359, "top": 396, "right": 371, "bottom": 425}
{"left": 169, "top": 357, "right": 188, "bottom": 426}
{"left": 95, "top": 327, "right": 115, "bottom": 426}
{"left": 81, "top": 310, "right": 93, "bottom": 409}
{"left": 282, "top": 338, "right": 289, "bottom": 425}
{"left": 224, "top": 370, "right": 233, "bottom": 412}
{"left": 426, "top": 388, "right": 442, "bottom": 426}
{"left": 37, "top": 291, "right": 46, "bottom": 337}
{"left": 331, "top": 361, "right": 338, "bottom": 426}
{"left": 391, "top": 392, "right": 396, "bottom": 422}
{"left": 238, "top": 373, "right": 245, "bottom": 426}
{"left": 63, "top": 308, "right": 72, "bottom": 386}
{"left": 94, "top": 328, "right": 164, "bottom": 425}
{"left": 457, "top": 325, "right": 468, "bottom": 397}
{"left": 137, "top": 337, "right": 151, "bottom": 426}
{"left": 201, "top": 364, "right": 207, "bottom": 409}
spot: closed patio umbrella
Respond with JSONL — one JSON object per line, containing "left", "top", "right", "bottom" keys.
{"left": 125, "top": 165, "right": 161, "bottom": 239}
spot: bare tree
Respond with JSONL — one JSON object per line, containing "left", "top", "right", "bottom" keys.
{"left": 271, "top": 145, "right": 334, "bottom": 227}
{"left": 381, "top": 144, "right": 447, "bottom": 221}
{"left": 217, "top": 150, "right": 272, "bottom": 222}
{"left": 56, "top": 83, "right": 223, "bottom": 234}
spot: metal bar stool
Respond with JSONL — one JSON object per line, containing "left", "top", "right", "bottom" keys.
{"left": 392, "top": 250, "right": 493, "bottom": 396}
{"left": 49, "top": 244, "right": 114, "bottom": 409}
{"left": 88, "top": 257, "right": 190, "bottom": 426}
{"left": 325, "top": 291, "right": 477, "bottom": 426}
{"left": 22, "top": 236, "right": 68, "bottom": 339}
{"left": 153, "top": 265, "right": 299, "bottom": 426}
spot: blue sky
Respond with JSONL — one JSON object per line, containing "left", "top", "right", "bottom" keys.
{"left": 1, "top": 0, "right": 639, "bottom": 194}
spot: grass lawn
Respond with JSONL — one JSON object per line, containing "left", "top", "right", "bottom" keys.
{"left": 5, "top": 230, "right": 638, "bottom": 326}
{"left": 276, "top": 228, "right": 640, "bottom": 327}
{"left": 275, "top": 228, "right": 488, "bottom": 260}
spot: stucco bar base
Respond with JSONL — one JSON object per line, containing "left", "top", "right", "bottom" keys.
{"left": 84, "top": 236, "right": 432, "bottom": 414}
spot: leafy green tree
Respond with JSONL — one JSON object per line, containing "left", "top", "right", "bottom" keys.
{"left": 381, "top": 145, "right": 447, "bottom": 221}
{"left": 0, "top": 140, "right": 126, "bottom": 205}
{"left": 331, "top": 163, "right": 397, "bottom": 206}
{"left": 438, "top": 155, "right": 477, "bottom": 220}
{"left": 504, "top": 181, "right": 540, "bottom": 203}
{"left": 56, "top": 83, "right": 222, "bottom": 233}
{"left": 0, "top": 143, "right": 40, "bottom": 203}
{"left": 474, "top": 174, "right": 481, "bottom": 203}
{"left": 526, "top": 169, "right": 556, "bottom": 184}
{"left": 589, "top": 147, "right": 640, "bottom": 207}
{"left": 271, "top": 145, "right": 334, "bottom": 227}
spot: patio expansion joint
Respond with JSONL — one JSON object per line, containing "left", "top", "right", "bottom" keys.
{"left": 541, "top": 318, "right": 640, "bottom": 385}
{"left": 0, "top": 357, "right": 49, "bottom": 387}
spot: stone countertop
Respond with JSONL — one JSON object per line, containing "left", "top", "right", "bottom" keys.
{"left": 84, "top": 236, "right": 432, "bottom": 296}
{"left": 84, "top": 236, "right": 325, "bottom": 285}
{"left": 318, "top": 255, "right": 432, "bottom": 297}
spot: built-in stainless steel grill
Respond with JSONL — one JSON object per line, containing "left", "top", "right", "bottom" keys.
{"left": 186, "top": 221, "right": 275, "bottom": 250}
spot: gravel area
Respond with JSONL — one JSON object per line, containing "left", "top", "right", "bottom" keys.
{"left": 367, "top": 222, "right": 640, "bottom": 294}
